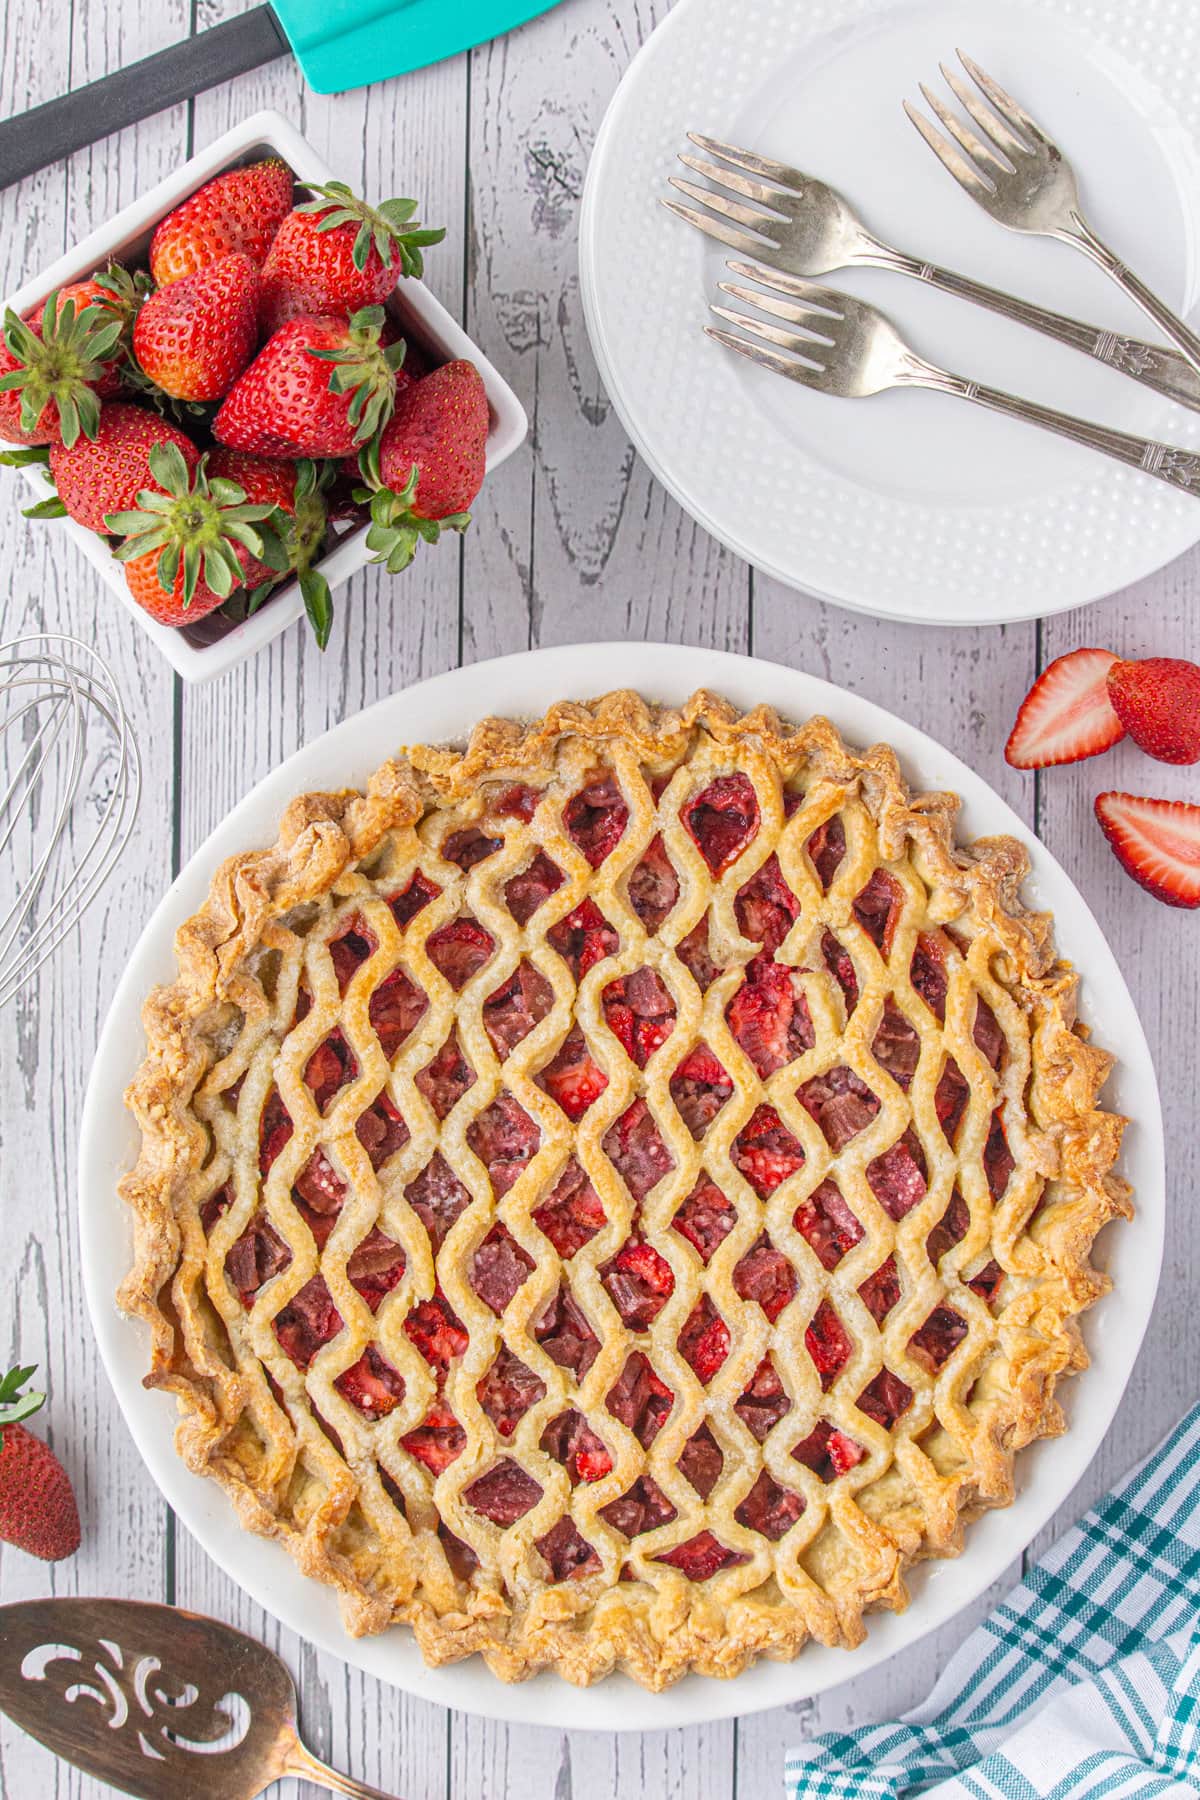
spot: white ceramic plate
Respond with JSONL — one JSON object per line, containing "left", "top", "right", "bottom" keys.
{"left": 79, "top": 643, "right": 1163, "bottom": 1731}
{"left": 579, "top": 0, "right": 1200, "bottom": 625}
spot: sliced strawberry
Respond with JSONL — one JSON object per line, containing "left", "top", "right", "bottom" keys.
{"left": 684, "top": 773, "right": 760, "bottom": 875}
{"left": 1094, "top": 791, "right": 1200, "bottom": 909}
{"left": 653, "top": 1531, "right": 748, "bottom": 1580}
{"left": 335, "top": 1345, "right": 405, "bottom": 1418}
{"left": 601, "top": 1241, "right": 675, "bottom": 1328}
{"left": 1107, "top": 656, "right": 1200, "bottom": 765}
{"left": 564, "top": 771, "right": 627, "bottom": 867}
{"left": 1005, "top": 648, "right": 1124, "bottom": 769}
{"left": 532, "top": 1159, "right": 606, "bottom": 1258}
{"left": 676, "top": 1296, "right": 730, "bottom": 1383}
{"left": 805, "top": 1300, "right": 852, "bottom": 1390}
{"left": 537, "top": 1025, "right": 609, "bottom": 1121}
{"left": 402, "top": 1400, "right": 465, "bottom": 1475}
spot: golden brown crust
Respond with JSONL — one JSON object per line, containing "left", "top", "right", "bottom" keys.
{"left": 119, "top": 689, "right": 1130, "bottom": 1688}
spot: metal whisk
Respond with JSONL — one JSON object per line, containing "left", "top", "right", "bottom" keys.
{"left": 0, "top": 633, "right": 140, "bottom": 1009}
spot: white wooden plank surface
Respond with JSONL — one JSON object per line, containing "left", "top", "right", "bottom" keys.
{"left": 0, "top": 0, "right": 1194, "bottom": 1795}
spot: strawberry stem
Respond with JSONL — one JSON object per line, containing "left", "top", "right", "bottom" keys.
{"left": 0, "top": 295, "right": 123, "bottom": 447}
{"left": 105, "top": 444, "right": 283, "bottom": 609}
{"left": 295, "top": 180, "right": 446, "bottom": 279}
{"left": 0, "top": 1365, "right": 46, "bottom": 1444}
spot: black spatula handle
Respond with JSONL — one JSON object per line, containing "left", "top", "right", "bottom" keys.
{"left": 0, "top": 5, "right": 290, "bottom": 195}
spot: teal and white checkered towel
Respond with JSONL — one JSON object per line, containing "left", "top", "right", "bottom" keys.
{"left": 785, "top": 1403, "right": 1200, "bottom": 1799}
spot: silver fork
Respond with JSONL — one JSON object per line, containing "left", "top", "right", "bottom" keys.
{"left": 708, "top": 262, "right": 1200, "bottom": 497}
{"left": 906, "top": 51, "right": 1200, "bottom": 380}
{"left": 664, "top": 134, "right": 1200, "bottom": 412}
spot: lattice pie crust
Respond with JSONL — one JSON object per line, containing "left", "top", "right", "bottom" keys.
{"left": 120, "top": 690, "right": 1130, "bottom": 1688}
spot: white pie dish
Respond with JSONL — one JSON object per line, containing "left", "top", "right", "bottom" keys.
{"left": 3, "top": 110, "right": 527, "bottom": 682}
{"left": 78, "top": 641, "right": 1163, "bottom": 1731}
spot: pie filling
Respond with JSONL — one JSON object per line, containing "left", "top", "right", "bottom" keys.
{"left": 125, "top": 691, "right": 1127, "bottom": 1689}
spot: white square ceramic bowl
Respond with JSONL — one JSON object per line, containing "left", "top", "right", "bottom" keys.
{"left": 3, "top": 111, "right": 528, "bottom": 682}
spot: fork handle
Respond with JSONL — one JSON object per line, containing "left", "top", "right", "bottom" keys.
{"left": 1057, "top": 213, "right": 1200, "bottom": 384}
{"left": 908, "top": 362, "right": 1200, "bottom": 496}
{"left": 871, "top": 245, "right": 1200, "bottom": 412}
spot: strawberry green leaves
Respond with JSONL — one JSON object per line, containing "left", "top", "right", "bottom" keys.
{"left": 306, "top": 305, "right": 408, "bottom": 447}
{"left": 0, "top": 296, "right": 124, "bottom": 448}
{"left": 363, "top": 464, "right": 470, "bottom": 574}
{"left": 297, "top": 181, "right": 446, "bottom": 280}
{"left": 0, "top": 1365, "right": 46, "bottom": 1442}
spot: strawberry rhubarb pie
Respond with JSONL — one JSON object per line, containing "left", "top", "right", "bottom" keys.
{"left": 120, "top": 689, "right": 1130, "bottom": 1688}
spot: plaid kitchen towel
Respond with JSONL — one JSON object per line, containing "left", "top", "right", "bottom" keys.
{"left": 785, "top": 1403, "right": 1200, "bottom": 1799}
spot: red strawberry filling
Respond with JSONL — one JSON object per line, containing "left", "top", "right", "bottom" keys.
{"left": 735, "top": 854, "right": 800, "bottom": 954}
{"left": 405, "top": 1153, "right": 470, "bottom": 1251}
{"left": 671, "top": 1177, "right": 736, "bottom": 1263}
{"left": 540, "top": 1409, "right": 613, "bottom": 1484}
{"left": 806, "top": 815, "right": 847, "bottom": 889}
{"left": 437, "top": 1520, "right": 479, "bottom": 1578}
{"left": 910, "top": 932, "right": 949, "bottom": 1020}
{"left": 675, "top": 915, "right": 724, "bottom": 991}
{"left": 734, "top": 1356, "right": 791, "bottom": 1441}
{"left": 273, "top": 1275, "right": 343, "bottom": 1368}
{"left": 536, "top": 1517, "right": 600, "bottom": 1582}
{"left": 678, "top": 1424, "right": 724, "bottom": 1498}
{"left": 425, "top": 916, "right": 494, "bottom": 990}
{"left": 684, "top": 773, "right": 760, "bottom": 875}
{"left": 368, "top": 967, "right": 427, "bottom": 1059}
{"left": 926, "top": 1189, "right": 970, "bottom": 1268}
{"left": 654, "top": 1531, "right": 748, "bottom": 1581}
{"left": 476, "top": 1345, "right": 545, "bottom": 1435}
{"left": 676, "top": 1296, "right": 730, "bottom": 1382}
{"left": 483, "top": 962, "right": 554, "bottom": 1059}
{"left": 335, "top": 1344, "right": 405, "bottom": 1417}
{"left": 733, "top": 1235, "right": 797, "bottom": 1322}
{"left": 402, "top": 1400, "right": 466, "bottom": 1475}
{"left": 225, "top": 1213, "right": 292, "bottom": 1307}
{"left": 415, "top": 1031, "right": 475, "bottom": 1119}
{"left": 564, "top": 771, "right": 628, "bottom": 868}
{"left": 346, "top": 1229, "right": 406, "bottom": 1312}
{"left": 908, "top": 1304, "right": 968, "bottom": 1373}
{"left": 599, "top": 1473, "right": 677, "bottom": 1538}
{"left": 797, "top": 1066, "right": 880, "bottom": 1150}
{"left": 731, "top": 1104, "right": 805, "bottom": 1198}
{"left": 791, "top": 1419, "right": 865, "bottom": 1481}
{"left": 404, "top": 1290, "right": 469, "bottom": 1370}
{"left": 871, "top": 1000, "right": 921, "bottom": 1089}
{"left": 547, "top": 898, "right": 619, "bottom": 981}
{"left": 983, "top": 1108, "right": 1015, "bottom": 1202}
{"left": 201, "top": 1183, "right": 232, "bottom": 1233}
{"left": 935, "top": 1058, "right": 970, "bottom": 1145}
{"left": 441, "top": 825, "right": 501, "bottom": 872}
{"left": 605, "top": 1352, "right": 674, "bottom": 1447}
{"left": 967, "top": 1260, "right": 1004, "bottom": 1306}
{"left": 354, "top": 1091, "right": 410, "bottom": 1170}
{"left": 726, "top": 954, "right": 814, "bottom": 1078}
{"left": 465, "top": 1458, "right": 542, "bottom": 1526}
{"left": 856, "top": 1367, "right": 913, "bottom": 1428}
{"left": 627, "top": 834, "right": 680, "bottom": 932}
{"left": 858, "top": 1256, "right": 900, "bottom": 1325}
{"left": 603, "top": 1100, "right": 675, "bottom": 1202}
{"left": 867, "top": 1129, "right": 928, "bottom": 1220}
{"left": 493, "top": 782, "right": 540, "bottom": 820}
{"left": 470, "top": 1223, "right": 534, "bottom": 1315}
{"left": 805, "top": 1300, "right": 852, "bottom": 1390}
{"left": 305, "top": 1032, "right": 357, "bottom": 1111}
{"left": 601, "top": 1241, "right": 675, "bottom": 1328}
{"left": 504, "top": 850, "right": 565, "bottom": 926}
{"left": 532, "top": 1159, "right": 605, "bottom": 1258}
{"left": 388, "top": 870, "right": 440, "bottom": 927}
{"left": 669, "top": 1043, "right": 733, "bottom": 1137}
{"left": 467, "top": 1092, "right": 540, "bottom": 1196}
{"left": 292, "top": 1150, "right": 346, "bottom": 1246}
{"left": 329, "top": 916, "right": 375, "bottom": 991}
{"left": 973, "top": 997, "right": 1005, "bottom": 1070}
{"left": 537, "top": 1025, "right": 609, "bottom": 1121}
{"left": 852, "top": 870, "right": 903, "bottom": 953}
{"left": 821, "top": 930, "right": 859, "bottom": 1016}
{"left": 735, "top": 1469, "right": 805, "bottom": 1541}
{"left": 602, "top": 966, "right": 676, "bottom": 1066}
{"left": 793, "top": 1179, "right": 863, "bottom": 1271}
{"left": 535, "top": 1288, "right": 601, "bottom": 1378}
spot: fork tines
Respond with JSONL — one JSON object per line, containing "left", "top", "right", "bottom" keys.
{"left": 661, "top": 132, "right": 807, "bottom": 259}
{"left": 705, "top": 264, "right": 842, "bottom": 386}
{"left": 904, "top": 49, "right": 1048, "bottom": 199}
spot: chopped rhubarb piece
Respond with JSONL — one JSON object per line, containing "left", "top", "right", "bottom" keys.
{"left": 465, "top": 1458, "right": 542, "bottom": 1526}
{"left": 852, "top": 870, "right": 903, "bottom": 953}
{"left": 273, "top": 1275, "right": 343, "bottom": 1369}
{"left": 733, "top": 1235, "right": 797, "bottom": 1323}
{"left": 540, "top": 1409, "right": 612, "bottom": 1484}
{"left": 791, "top": 1419, "right": 864, "bottom": 1482}
{"left": 415, "top": 1031, "right": 475, "bottom": 1120}
{"left": 492, "top": 782, "right": 539, "bottom": 821}
{"left": 734, "top": 1356, "right": 791, "bottom": 1442}
{"left": 335, "top": 1344, "right": 405, "bottom": 1418}
{"left": 504, "top": 850, "right": 564, "bottom": 926}
{"left": 821, "top": 930, "right": 859, "bottom": 1016}
{"left": 983, "top": 1108, "right": 1015, "bottom": 1202}
{"left": 670, "top": 1043, "right": 733, "bottom": 1138}
{"left": 671, "top": 1177, "right": 735, "bottom": 1263}
{"left": 564, "top": 770, "right": 628, "bottom": 867}
{"left": 402, "top": 1401, "right": 465, "bottom": 1474}
{"left": 926, "top": 1189, "right": 971, "bottom": 1268}
{"left": 677, "top": 1424, "right": 724, "bottom": 1499}
{"left": 425, "top": 916, "right": 494, "bottom": 990}
{"left": 726, "top": 954, "right": 814, "bottom": 1078}
{"left": 793, "top": 1179, "right": 863, "bottom": 1271}
{"left": 935, "top": 1058, "right": 970, "bottom": 1146}
{"left": 867, "top": 1128, "right": 928, "bottom": 1220}
{"left": 387, "top": 869, "right": 440, "bottom": 927}
{"left": 858, "top": 1256, "right": 900, "bottom": 1325}
{"left": 735, "top": 1468, "right": 805, "bottom": 1541}
{"left": 292, "top": 1149, "right": 346, "bottom": 1246}
{"left": 908, "top": 1304, "right": 968, "bottom": 1373}
{"left": 654, "top": 1531, "right": 748, "bottom": 1580}
{"left": 735, "top": 853, "right": 800, "bottom": 954}
{"left": 546, "top": 898, "right": 619, "bottom": 980}
{"left": 467, "top": 1092, "right": 540, "bottom": 1196}
{"left": 537, "top": 1025, "right": 608, "bottom": 1121}
{"left": 605, "top": 1352, "right": 673, "bottom": 1447}
{"left": 328, "top": 916, "right": 375, "bottom": 992}
{"left": 806, "top": 815, "right": 846, "bottom": 889}
{"left": 600, "top": 1241, "right": 675, "bottom": 1329}
{"left": 676, "top": 1295, "right": 730, "bottom": 1383}
{"left": 603, "top": 1099, "right": 674, "bottom": 1202}
{"left": 438, "top": 1520, "right": 479, "bottom": 1578}
{"left": 805, "top": 1300, "right": 852, "bottom": 1390}
{"left": 258, "top": 1089, "right": 293, "bottom": 1173}
{"left": 797, "top": 1065, "right": 880, "bottom": 1150}
{"left": 535, "top": 1287, "right": 601, "bottom": 1379}
{"left": 305, "top": 1031, "right": 357, "bottom": 1112}
{"left": 973, "top": 996, "right": 1005, "bottom": 1070}
{"left": 536, "top": 1516, "right": 601, "bottom": 1581}
{"left": 470, "top": 1223, "right": 535, "bottom": 1315}
{"left": 442, "top": 825, "right": 501, "bottom": 872}
{"left": 532, "top": 1159, "right": 605, "bottom": 1258}
{"left": 731, "top": 1104, "right": 805, "bottom": 1199}
{"left": 910, "top": 932, "right": 949, "bottom": 1020}
{"left": 684, "top": 773, "right": 760, "bottom": 875}
{"left": 967, "top": 1259, "right": 1004, "bottom": 1306}
{"left": 627, "top": 834, "right": 679, "bottom": 932}
{"left": 871, "top": 1000, "right": 921, "bottom": 1089}
{"left": 675, "top": 914, "right": 723, "bottom": 991}
{"left": 856, "top": 1368, "right": 913, "bottom": 1429}
{"left": 200, "top": 1183, "right": 232, "bottom": 1234}
{"left": 368, "top": 967, "right": 427, "bottom": 1059}
{"left": 225, "top": 1214, "right": 292, "bottom": 1307}
{"left": 483, "top": 962, "right": 553, "bottom": 1059}
{"left": 405, "top": 1153, "right": 470, "bottom": 1252}
{"left": 354, "top": 1091, "right": 409, "bottom": 1170}
{"left": 599, "top": 1473, "right": 677, "bottom": 1538}
{"left": 346, "top": 1229, "right": 406, "bottom": 1312}
{"left": 477, "top": 1345, "right": 545, "bottom": 1435}
{"left": 404, "top": 1290, "right": 468, "bottom": 1370}
{"left": 602, "top": 966, "right": 676, "bottom": 1067}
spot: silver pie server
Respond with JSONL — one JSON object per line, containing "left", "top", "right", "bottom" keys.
{"left": 0, "top": 1596, "right": 400, "bottom": 1799}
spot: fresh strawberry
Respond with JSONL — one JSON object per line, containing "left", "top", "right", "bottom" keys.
{"left": 361, "top": 361, "right": 488, "bottom": 572}
{"left": 258, "top": 180, "right": 444, "bottom": 334}
{"left": 132, "top": 254, "right": 258, "bottom": 402}
{"left": 1005, "top": 647, "right": 1125, "bottom": 769}
{"left": 0, "top": 291, "right": 125, "bottom": 446}
{"left": 1106, "top": 656, "right": 1200, "bottom": 765}
{"left": 1094, "top": 792, "right": 1200, "bottom": 909}
{"left": 213, "top": 307, "right": 404, "bottom": 459}
{"left": 48, "top": 403, "right": 198, "bottom": 531}
{"left": 107, "top": 441, "right": 284, "bottom": 627}
{"left": 0, "top": 1365, "right": 80, "bottom": 1562}
{"left": 149, "top": 158, "right": 294, "bottom": 287}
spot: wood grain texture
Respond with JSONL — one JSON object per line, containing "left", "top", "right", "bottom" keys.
{"left": 0, "top": 0, "right": 1194, "bottom": 1794}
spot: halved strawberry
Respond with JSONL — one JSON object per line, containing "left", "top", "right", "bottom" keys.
{"left": 1005, "top": 648, "right": 1124, "bottom": 769}
{"left": 1094, "top": 792, "right": 1200, "bottom": 909}
{"left": 1106, "top": 657, "right": 1200, "bottom": 766}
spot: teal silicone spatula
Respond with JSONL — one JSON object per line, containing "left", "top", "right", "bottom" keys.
{"left": 0, "top": 0, "right": 565, "bottom": 192}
